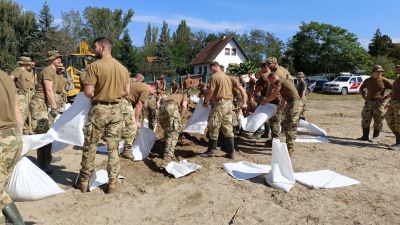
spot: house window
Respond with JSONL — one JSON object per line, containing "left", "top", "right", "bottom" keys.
{"left": 225, "top": 48, "right": 230, "bottom": 55}
{"left": 231, "top": 48, "right": 237, "bottom": 56}
{"left": 204, "top": 66, "right": 208, "bottom": 74}
{"left": 199, "top": 67, "right": 202, "bottom": 74}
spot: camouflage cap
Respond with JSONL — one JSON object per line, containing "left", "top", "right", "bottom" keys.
{"left": 372, "top": 65, "right": 385, "bottom": 72}
{"left": 297, "top": 72, "right": 305, "bottom": 77}
{"left": 266, "top": 57, "right": 278, "bottom": 65}
{"left": 17, "top": 56, "right": 35, "bottom": 65}
{"left": 46, "top": 50, "right": 61, "bottom": 61}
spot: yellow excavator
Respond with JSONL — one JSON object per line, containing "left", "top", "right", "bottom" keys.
{"left": 62, "top": 41, "right": 95, "bottom": 101}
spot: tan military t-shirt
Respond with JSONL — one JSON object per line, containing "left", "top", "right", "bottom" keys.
{"left": 56, "top": 75, "right": 66, "bottom": 94}
{"left": 0, "top": 70, "right": 18, "bottom": 129}
{"left": 392, "top": 76, "right": 400, "bottom": 100}
{"left": 230, "top": 76, "right": 241, "bottom": 97}
{"left": 274, "top": 78, "right": 300, "bottom": 101}
{"left": 84, "top": 58, "right": 129, "bottom": 102}
{"left": 275, "top": 66, "right": 292, "bottom": 80}
{"left": 360, "top": 76, "right": 393, "bottom": 101}
{"left": 35, "top": 65, "right": 58, "bottom": 100}
{"left": 183, "top": 78, "right": 193, "bottom": 89}
{"left": 11, "top": 67, "right": 34, "bottom": 93}
{"left": 209, "top": 71, "right": 233, "bottom": 100}
{"left": 165, "top": 93, "right": 188, "bottom": 105}
{"left": 128, "top": 80, "right": 150, "bottom": 105}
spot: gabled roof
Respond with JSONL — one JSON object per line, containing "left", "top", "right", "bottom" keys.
{"left": 191, "top": 36, "right": 248, "bottom": 65}
{"left": 146, "top": 56, "right": 157, "bottom": 63}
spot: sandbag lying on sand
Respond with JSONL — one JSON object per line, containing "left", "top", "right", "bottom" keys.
{"left": 223, "top": 161, "right": 271, "bottom": 180}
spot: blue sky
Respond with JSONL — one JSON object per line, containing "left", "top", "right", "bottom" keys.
{"left": 16, "top": 0, "right": 400, "bottom": 48}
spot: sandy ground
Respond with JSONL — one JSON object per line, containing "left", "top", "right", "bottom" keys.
{"left": 17, "top": 99, "right": 400, "bottom": 225}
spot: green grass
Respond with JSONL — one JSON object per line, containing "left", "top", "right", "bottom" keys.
{"left": 306, "top": 92, "right": 363, "bottom": 101}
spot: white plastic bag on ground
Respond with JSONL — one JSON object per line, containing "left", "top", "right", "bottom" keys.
{"left": 240, "top": 104, "right": 277, "bottom": 132}
{"left": 165, "top": 160, "right": 201, "bottom": 178}
{"left": 183, "top": 99, "right": 211, "bottom": 134}
{"left": 266, "top": 139, "right": 295, "bottom": 193}
{"left": 294, "top": 170, "right": 360, "bottom": 189}
{"left": 223, "top": 161, "right": 271, "bottom": 180}
{"left": 190, "top": 95, "right": 200, "bottom": 104}
{"left": 88, "top": 170, "right": 125, "bottom": 191}
{"left": 5, "top": 157, "right": 64, "bottom": 201}
{"left": 132, "top": 127, "right": 157, "bottom": 161}
{"left": 295, "top": 136, "right": 330, "bottom": 143}
{"left": 298, "top": 119, "right": 327, "bottom": 136}
{"left": 22, "top": 133, "right": 54, "bottom": 156}
{"left": 48, "top": 92, "right": 91, "bottom": 146}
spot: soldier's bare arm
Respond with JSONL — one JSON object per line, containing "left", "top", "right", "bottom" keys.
{"left": 44, "top": 80, "right": 57, "bottom": 109}
{"left": 203, "top": 89, "right": 213, "bottom": 108}
{"left": 135, "top": 100, "right": 144, "bottom": 128}
{"left": 264, "top": 86, "right": 280, "bottom": 104}
{"left": 84, "top": 84, "right": 95, "bottom": 99}
{"left": 238, "top": 84, "right": 248, "bottom": 109}
{"left": 123, "top": 82, "right": 130, "bottom": 97}
{"left": 181, "top": 100, "right": 188, "bottom": 118}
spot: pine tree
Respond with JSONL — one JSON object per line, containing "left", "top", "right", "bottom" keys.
{"left": 368, "top": 29, "right": 394, "bottom": 57}
{"left": 160, "top": 21, "right": 170, "bottom": 43}
{"left": 118, "top": 30, "right": 136, "bottom": 73}
{"left": 154, "top": 27, "right": 174, "bottom": 75}
{"left": 171, "top": 20, "right": 192, "bottom": 75}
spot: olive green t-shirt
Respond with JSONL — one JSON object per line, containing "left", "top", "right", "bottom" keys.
{"left": 0, "top": 70, "right": 18, "bottom": 129}
{"left": 128, "top": 80, "right": 150, "bottom": 105}
{"left": 274, "top": 78, "right": 300, "bottom": 101}
{"left": 11, "top": 67, "right": 34, "bottom": 93}
{"left": 84, "top": 58, "right": 129, "bottom": 102}
{"left": 275, "top": 66, "right": 292, "bottom": 80}
{"left": 392, "top": 76, "right": 400, "bottom": 100}
{"left": 360, "top": 76, "right": 393, "bottom": 100}
{"left": 165, "top": 93, "right": 188, "bottom": 105}
{"left": 35, "top": 65, "right": 58, "bottom": 100}
{"left": 209, "top": 71, "right": 233, "bottom": 100}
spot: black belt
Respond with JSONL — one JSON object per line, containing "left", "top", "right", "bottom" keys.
{"left": 93, "top": 101, "right": 119, "bottom": 105}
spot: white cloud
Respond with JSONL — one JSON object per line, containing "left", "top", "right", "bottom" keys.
{"left": 53, "top": 18, "right": 63, "bottom": 27}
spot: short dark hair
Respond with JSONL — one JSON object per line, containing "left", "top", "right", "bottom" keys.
{"left": 268, "top": 72, "right": 276, "bottom": 78}
{"left": 94, "top": 37, "right": 113, "bottom": 49}
{"left": 261, "top": 63, "right": 268, "bottom": 68}
{"left": 210, "top": 61, "right": 220, "bottom": 68}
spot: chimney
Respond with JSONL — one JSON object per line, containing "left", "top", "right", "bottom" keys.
{"left": 222, "top": 34, "right": 226, "bottom": 40}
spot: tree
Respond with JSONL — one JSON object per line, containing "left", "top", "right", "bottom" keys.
{"left": 286, "top": 21, "right": 372, "bottom": 75}
{"left": 171, "top": 20, "right": 192, "bottom": 74}
{"left": 368, "top": 29, "right": 394, "bottom": 57}
{"left": 227, "top": 61, "right": 257, "bottom": 76}
{"left": 154, "top": 26, "right": 174, "bottom": 75}
{"left": 159, "top": 21, "right": 170, "bottom": 44}
{"left": 61, "top": 10, "right": 84, "bottom": 49}
{"left": 389, "top": 43, "right": 400, "bottom": 64}
{"left": 373, "top": 56, "right": 396, "bottom": 79}
{"left": 0, "top": 0, "right": 37, "bottom": 72}
{"left": 118, "top": 30, "right": 136, "bottom": 73}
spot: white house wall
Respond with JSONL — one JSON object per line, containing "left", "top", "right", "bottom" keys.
{"left": 214, "top": 40, "right": 246, "bottom": 74}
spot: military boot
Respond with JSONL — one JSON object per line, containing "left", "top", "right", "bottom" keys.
{"left": 389, "top": 132, "right": 400, "bottom": 150}
{"left": 200, "top": 139, "right": 218, "bottom": 157}
{"left": 107, "top": 178, "right": 118, "bottom": 194}
{"left": 225, "top": 137, "right": 235, "bottom": 159}
{"left": 121, "top": 149, "right": 134, "bottom": 160}
{"left": 160, "top": 155, "right": 174, "bottom": 169}
{"left": 357, "top": 128, "right": 370, "bottom": 141}
{"left": 2, "top": 202, "right": 25, "bottom": 225}
{"left": 75, "top": 173, "right": 89, "bottom": 193}
{"left": 369, "top": 129, "right": 380, "bottom": 143}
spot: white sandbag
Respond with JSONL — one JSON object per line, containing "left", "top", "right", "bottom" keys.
{"left": 294, "top": 170, "right": 360, "bottom": 189}
{"left": 48, "top": 92, "right": 91, "bottom": 146}
{"left": 59, "top": 103, "right": 72, "bottom": 113}
{"left": 51, "top": 141, "right": 68, "bottom": 153}
{"left": 132, "top": 127, "right": 156, "bottom": 161}
{"left": 266, "top": 139, "right": 295, "bottom": 193}
{"left": 298, "top": 119, "right": 327, "bottom": 136}
{"left": 240, "top": 104, "right": 277, "bottom": 132}
{"left": 295, "top": 136, "right": 330, "bottom": 143}
{"left": 143, "top": 118, "right": 157, "bottom": 132}
{"left": 190, "top": 95, "right": 200, "bottom": 104}
{"left": 165, "top": 160, "right": 201, "bottom": 178}
{"left": 223, "top": 161, "right": 271, "bottom": 180}
{"left": 5, "top": 157, "right": 64, "bottom": 201}
{"left": 22, "top": 133, "right": 54, "bottom": 156}
{"left": 183, "top": 99, "right": 211, "bottom": 134}
{"left": 88, "top": 170, "right": 125, "bottom": 191}
{"left": 96, "top": 141, "right": 124, "bottom": 154}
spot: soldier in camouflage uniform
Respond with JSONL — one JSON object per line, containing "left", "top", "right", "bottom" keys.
{"left": 197, "top": 79, "right": 207, "bottom": 98}
{"left": 0, "top": 70, "right": 25, "bottom": 224}
{"left": 359, "top": 65, "right": 393, "bottom": 142}
{"left": 159, "top": 93, "right": 188, "bottom": 168}
{"left": 10, "top": 56, "right": 35, "bottom": 134}
{"left": 55, "top": 64, "right": 67, "bottom": 111}
{"left": 296, "top": 72, "right": 307, "bottom": 120}
{"left": 141, "top": 93, "right": 158, "bottom": 130}
{"left": 201, "top": 62, "right": 247, "bottom": 159}
{"left": 265, "top": 72, "right": 301, "bottom": 156}
{"left": 386, "top": 65, "right": 400, "bottom": 150}
{"left": 77, "top": 37, "right": 130, "bottom": 194}
{"left": 30, "top": 50, "right": 62, "bottom": 174}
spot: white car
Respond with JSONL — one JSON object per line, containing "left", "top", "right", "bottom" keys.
{"left": 323, "top": 75, "right": 369, "bottom": 95}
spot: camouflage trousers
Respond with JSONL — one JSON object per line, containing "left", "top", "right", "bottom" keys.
{"left": 299, "top": 99, "right": 306, "bottom": 119}
{"left": 55, "top": 93, "right": 66, "bottom": 111}
{"left": 270, "top": 106, "right": 283, "bottom": 139}
{"left": 159, "top": 100, "right": 181, "bottom": 158}
{"left": 361, "top": 100, "right": 384, "bottom": 130}
{"left": 80, "top": 102, "right": 123, "bottom": 180}
{"left": 282, "top": 100, "right": 301, "bottom": 151}
{"left": 232, "top": 95, "right": 242, "bottom": 127}
{"left": 18, "top": 94, "right": 31, "bottom": 134}
{"left": 385, "top": 100, "right": 400, "bottom": 133}
{"left": 207, "top": 99, "right": 234, "bottom": 140}
{"left": 0, "top": 127, "right": 22, "bottom": 222}
{"left": 141, "top": 95, "right": 158, "bottom": 130}
{"left": 121, "top": 98, "right": 137, "bottom": 152}
{"left": 29, "top": 97, "right": 50, "bottom": 134}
